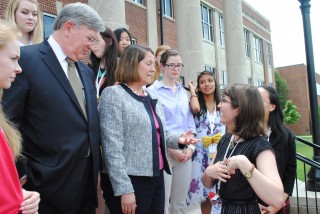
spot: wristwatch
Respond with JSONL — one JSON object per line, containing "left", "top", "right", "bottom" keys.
{"left": 244, "top": 163, "right": 255, "bottom": 179}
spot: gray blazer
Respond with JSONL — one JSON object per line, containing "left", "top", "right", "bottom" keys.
{"left": 98, "top": 84, "right": 181, "bottom": 196}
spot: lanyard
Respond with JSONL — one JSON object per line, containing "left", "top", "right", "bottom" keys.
{"left": 216, "top": 135, "right": 240, "bottom": 194}
{"left": 207, "top": 108, "right": 217, "bottom": 134}
{"left": 95, "top": 68, "right": 106, "bottom": 98}
{"left": 267, "top": 127, "right": 271, "bottom": 141}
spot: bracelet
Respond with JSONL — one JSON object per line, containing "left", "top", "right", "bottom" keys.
{"left": 190, "top": 95, "right": 198, "bottom": 98}
{"left": 188, "top": 144, "right": 196, "bottom": 152}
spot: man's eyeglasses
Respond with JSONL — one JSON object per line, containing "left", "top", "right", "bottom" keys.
{"left": 87, "top": 36, "right": 99, "bottom": 46}
{"left": 165, "top": 63, "right": 184, "bottom": 70}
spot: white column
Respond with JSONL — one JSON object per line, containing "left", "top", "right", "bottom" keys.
{"left": 222, "top": 0, "right": 247, "bottom": 84}
{"left": 146, "top": 0, "right": 158, "bottom": 51}
{"left": 56, "top": 1, "right": 63, "bottom": 14}
{"left": 88, "top": 0, "right": 126, "bottom": 30}
{"left": 175, "top": 0, "right": 204, "bottom": 85}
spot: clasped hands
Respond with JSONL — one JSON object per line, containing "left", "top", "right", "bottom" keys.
{"left": 169, "top": 130, "right": 199, "bottom": 162}
{"left": 169, "top": 148, "right": 193, "bottom": 162}
{"left": 204, "top": 155, "right": 249, "bottom": 182}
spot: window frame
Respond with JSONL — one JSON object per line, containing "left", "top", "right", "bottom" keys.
{"left": 131, "top": 0, "right": 143, "bottom": 5}
{"left": 254, "top": 35, "right": 262, "bottom": 63}
{"left": 163, "top": 0, "right": 173, "bottom": 18}
{"left": 201, "top": 4, "right": 213, "bottom": 42}
{"left": 219, "top": 15, "right": 225, "bottom": 48}
{"left": 244, "top": 29, "right": 250, "bottom": 58}
{"left": 131, "top": 38, "right": 137, "bottom": 45}
{"left": 204, "top": 65, "right": 216, "bottom": 78}
{"left": 42, "top": 12, "right": 56, "bottom": 39}
{"left": 257, "top": 79, "right": 265, "bottom": 86}
{"left": 266, "top": 42, "right": 272, "bottom": 66}
{"left": 222, "top": 70, "right": 228, "bottom": 86}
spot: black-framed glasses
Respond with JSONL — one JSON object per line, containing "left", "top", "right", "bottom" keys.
{"left": 165, "top": 63, "right": 184, "bottom": 70}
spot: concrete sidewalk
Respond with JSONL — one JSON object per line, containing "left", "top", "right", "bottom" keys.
{"left": 186, "top": 204, "right": 201, "bottom": 214}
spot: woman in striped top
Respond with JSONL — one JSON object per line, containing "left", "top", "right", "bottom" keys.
{"left": 202, "top": 84, "right": 285, "bottom": 213}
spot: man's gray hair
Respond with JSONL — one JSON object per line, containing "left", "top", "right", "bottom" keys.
{"left": 53, "top": 2, "right": 104, "bottom": 32}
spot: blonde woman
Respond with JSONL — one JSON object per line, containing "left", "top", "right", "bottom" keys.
{"left": 0, "top": 20, "right": 40, "bottom": 214}
{"left": 153, "top": 45, "right": 171, "bottom": 82}
{"left": 6, "top": 0, "right": 43, "bottom": 46}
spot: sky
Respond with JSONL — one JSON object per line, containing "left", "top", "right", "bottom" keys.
{"left": 244, "top": 0, "right": 320, "bottom": 73}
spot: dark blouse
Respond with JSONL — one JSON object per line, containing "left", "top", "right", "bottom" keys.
{"left": 269, "top": 127, "right": 296, "bottom": 196}
{"left": 214, "top": 133, "right": 272, "bottom": 213}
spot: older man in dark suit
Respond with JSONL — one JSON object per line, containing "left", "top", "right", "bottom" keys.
{"left": 1, "top": 3, "right": 104, "bottom": 214}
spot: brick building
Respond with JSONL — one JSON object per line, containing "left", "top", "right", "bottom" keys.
{"left": 0, "top": 0, "right": 274, "bottom": 88}
{"left": 278, "top": 64, "right": 320, "bottom": 135}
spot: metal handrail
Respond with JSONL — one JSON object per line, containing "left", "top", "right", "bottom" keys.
{"left": 294, "top": 136, "right": 319, "bottom": 214}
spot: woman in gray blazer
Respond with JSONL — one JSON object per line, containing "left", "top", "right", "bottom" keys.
{"left": 98, "top": 45, "right": 198, "bottom": 214}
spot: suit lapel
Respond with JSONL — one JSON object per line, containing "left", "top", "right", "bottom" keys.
{"left": 40, "top": 41, "right": 87, "bottom": 121}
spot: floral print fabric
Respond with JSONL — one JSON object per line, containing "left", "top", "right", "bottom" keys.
{"left": 186, "top": 110, "right": 225, "bottom": 206}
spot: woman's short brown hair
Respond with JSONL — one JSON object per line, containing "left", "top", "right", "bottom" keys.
{"left": 115, "top": 45, "right": 154, "bottom": 83}
{"left": 223, "top": 83, "right": 265, "bottom": 139}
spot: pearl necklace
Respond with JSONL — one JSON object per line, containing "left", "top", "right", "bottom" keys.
{"left": 123, "top": 83, "right": 148, "bottom": 96}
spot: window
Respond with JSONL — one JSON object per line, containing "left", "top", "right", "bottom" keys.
{"left": 43, "top": 13, "right": 56, "bottom": 38}
{"left": 222, "top": 70, "right": 228, "bottom": 85}
{"left": 257, "top": 79, "right": 265, "bottom": 86}
{"left": 248, "top": 77, "right": 252, "bottom": 85}
{"left": 244, "top": 29, "right": 250, "bottom": 57}
{"left": 131, "top": 38, "right": 137, "bottom": 45}
{"left": 131, "top": 0, "right": 143, "bottom": 5}
{"left": 266, "top": 42, "right": 271, "bottom": 66}
{"left": 163, "top": 0, "right": 173, "bottom": 18}
{"left": 204, "top": 65, "right": 216, "bottom": 77}
{"left": 219, "top": 15, "right": 225, "bottom": 47}
{"left": 201, "top": 4, "right": 213, "bottom": 42}
{"left": 254, "top": 36, "right": 262, "bottom": 63}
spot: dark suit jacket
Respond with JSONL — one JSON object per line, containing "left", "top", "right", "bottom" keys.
{"left": 2, "top": 40, "right": 100, "bottom": 213}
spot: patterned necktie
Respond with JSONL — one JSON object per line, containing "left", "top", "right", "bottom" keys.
{"left": 66, "top": 58, "right": 87, "bottom": 119}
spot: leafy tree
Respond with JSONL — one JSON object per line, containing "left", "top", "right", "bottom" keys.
{"left": 283, "top": 100, "right": 301, "bottom": 124}
{"left": 275, "top": 70, "right": 288, "bottom": 109}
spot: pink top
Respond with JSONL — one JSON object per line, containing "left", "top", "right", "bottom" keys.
{"left": 0, "top": 129, "right": 23, "bottom": 214}
{"left": 150, "top": 104, "right": 164, "bottom": 170}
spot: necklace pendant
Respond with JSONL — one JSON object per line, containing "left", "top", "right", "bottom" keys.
{"left": 229, "top": 143, "right": 235, "bottom": 150}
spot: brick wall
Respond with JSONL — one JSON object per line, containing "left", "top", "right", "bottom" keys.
{"left": 155, "top": 0, "right": 177, "bottom": 48}
{"left": 0, "top": 0, "right": 88, "bottom": 18}
{"left": 125, "top": 1, "right": 147, "bottom": 46}
{"left": 0, "top": 0, "right": 6, "bottom": 19}
{"left": 278, "top": 64, "right": 311, "bottom": 135}
{"left": 124, "top": 1, "right": 177, "bottom": 49}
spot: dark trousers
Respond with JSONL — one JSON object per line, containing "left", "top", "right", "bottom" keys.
{"left": 101, "top": 171, "right": 165, "bottom": 214}
{"left": 38, "top": 155, "right": 95, "bottom": 214}
{"left": 78, "top": 155, "right": 95, "bottom": 214}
